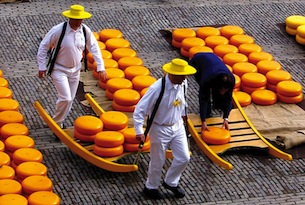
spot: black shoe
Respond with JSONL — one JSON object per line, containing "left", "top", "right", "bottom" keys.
{"left": 143, "top": 186, "right": 163, "bottom": 199}
{"left": 162, "top": 182, "right": 185, "bottom": 198}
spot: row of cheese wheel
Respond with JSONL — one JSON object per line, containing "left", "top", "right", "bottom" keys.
{"left": 285, "top": 15, "right": 305, "bottom": 45}
{"left": 0, "top": 71, "right": 60, "bottom": 205}
{"left": 172, "top": 25, "right": 303, "bottom": 106}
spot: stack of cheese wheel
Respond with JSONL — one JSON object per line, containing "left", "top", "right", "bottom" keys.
{"left": 92, "top": 31, "right": 100, "bottom": 40}
{"left": 28, "top": 191, "right": 60, "bottom": 205}
{"left": 0, "top": 99, "right": 19, "bottom": 112}
{"left": 171, "top": 28, "right": 196, "bottom": 49}
{"left": 122, "top": 127, "right": 150, "bottom": 152}
{"left": 105, "top": 38, "right": 130, "bottom": 53}
{"left": 220, "top": 25, "right": 244, "bottom": 40}
{"left": 100, "top": 111, "right": 129, "bottom": 132}
{"left": 0, "top": 179, "right": 22, "bottom": 195}
{"left": 112, "top": 89, "right": 141, "bottom": 112}
{"left": 4, "top": 135, "right": 35, "bottom": 159}
{"left": 98, "top": 68, "right": 125, "bottom": 90}
{"left": 188, "top": 45, "right": 213, "bottom": 60}
{"left": 118, "top": 56, "right": 144, "bottom": 70}
{"left": 222, "top": 52, "right": 248, "bottom": 67}
{"left": 204, "top": 35, "right": 229, "bottom": 49}
{"left": 105, "top": 78, "right": 133, "bottom": 100}
{"left": 0, "top": 111, "right": 24, "bottom": 128}
{"left": 229, "top": 34, "right": 255, "bottom": 47}
{"left": 233, "top": 74, "right": 241, "bottom": 91}
{"left": 276, "top": 80, "right": 303, "bottom": 104}
{"left": 104, "top": 58, "right": 119, "bottom": 69}
{"left": 256, "top": 60, "right": 282, "bottom": 75}
{"left": 21, "top": 175, "right": 53, "bottom": 197}
{"left": 0, "top": 164, "right": 15, "bottom": 179}
{"left": 0, "top": 78, "right": 8, "bottom": 88}
{"left": 232, "top": 62, "right": 258, "bottom": 78}
{"left": 196, "top": 26, "right": 220, "bottom": 40}
{"left": 73, "top": 116, "right": 103, "bottom": 142}
{"left": 213, "top": 44, "right": 238, "bottom": 59}
{"left": 93, "top": 131, "right": 124, "bottom": 157}
{"left": 124, "top": 65, "right": 150, "bottom": 81}
{"left": 265, "top": 70, "right": 292, "bottom": 92}
{"left": 132, "top": 75, "right": 157, "bottom": 94}
{"left": 0, "top": 123, "right": 29, "bottom": 142}
{"left": 248, "top": 51, "right": 273, "bottom": 65}
{"left": 180, "top": 37, "right": 205, "bottom": 58}
{"left": 0, "top": 152, "right": 10, "bottom": 166}
{"left": 241, "top": 72, "right": 267, "bottom": 94}
{"left": 296, "top": 24, "right": 305, "bottom": 45}
{"left": 234, "top": 91, "right": 252, "bottom": 107}
{"left": 251, "top": 89, "right": 277, "bottom": 106}
{"left": 99, "top": 29, "right": 123, "bottom": 43}
{"left": 12, "top": 148, "right": 43, "bottom": 170}
{"left": 285, "top": 15, "right": 305, "bottom": 36}
{"left": 0, "top": 87, "right": 12, "bottom": 99}
{"left": 201, "top": 127, "right": 231, "bottom": 145}
{"left": 112, "top": 47, "right": 137, "bottom": 62}
{"left": 101, "top": 49, "right": 112, "bottom": 60}
{"left": 238, "top": 43, "right": 262, "bottom": 57}
{"left": 15, "top": 161, "right": 48, "bottom": 183}
{"left": 0, "top": 194, "right": 28, "bottom": 205}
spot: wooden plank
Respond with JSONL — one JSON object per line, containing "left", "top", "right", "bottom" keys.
{"left": 230, "top": 128, "right": 255, "bottom": 136}
{"left": 229, "top": 134, "right": 259, "bottom": 142}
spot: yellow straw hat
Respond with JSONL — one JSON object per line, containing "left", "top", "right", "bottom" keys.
{"left": 162, "top": 58, "right": 196, "bottom": 75}
{"left": 62, "top": 5, "right": 92, "bottom": 19}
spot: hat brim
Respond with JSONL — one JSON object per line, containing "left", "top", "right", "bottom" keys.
{"left": 162, "top": 63, "right": 197, "bottom": 75}
{"left": 62, "top": 10, "right": 92, "bottom": 19}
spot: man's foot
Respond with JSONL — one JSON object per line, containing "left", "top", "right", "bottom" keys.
{"left": 143, "top": 186, "right": 163, "bottom": 199}
{"left": 162, "top": 182, "right": 185, "bottom": 198}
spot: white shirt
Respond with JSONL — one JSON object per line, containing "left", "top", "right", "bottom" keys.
{"left": 37, "top": 21, "right": 105, "bottom": 72}
{"left": 133, "top": 75, "right": 187, "bottom": 135}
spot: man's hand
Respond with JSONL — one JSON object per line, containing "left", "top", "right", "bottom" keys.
{"left": 99, "top": 70, "right": 107, "bottom": 82}
{"left": 222, "top": 119, "right": 229, "bottom": 130}
{"left": 136, "top": 134, "right": 145, "bottom": 142}
{"left": 38, "top": 70, "right": 47, "bottom": 78}
{"left": 201, "top": 121, "right": 209, "bottom": 132}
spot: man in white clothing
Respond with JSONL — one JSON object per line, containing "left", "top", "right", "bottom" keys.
{"left": 37, "top": 4, "right": 106, "bottom": 129}
{"left": 133, "top": 58, "right": 196, "bottom": 199}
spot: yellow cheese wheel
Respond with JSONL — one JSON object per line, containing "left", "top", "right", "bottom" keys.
{"left": 171, "top": 38, "right": 182, "bottom": 48}
{"left": 0, "top": 179, "right": 22, "bottom": 195}
{"left": 112, "top": 101, "right": 136, "bottom": 113}
{"left": 0, "top": 78, "right": 8, "bottom": 88}
{"left": 180, "top": 47, "right": 189, "bottom": 58}
{"left": 93, "top": 144, "right": 124, "bottom": 157}
{"left": 256, "top": 60, "right": 282, "bottom": 75}
{"left": 22, "top": 175, "right": 53, "bottom": 195}
{"left": 297, "top": 24, "right": 305, "bottom": 38}
{"left": 74, "top": 116, "right": 103, "bottom": 135}
{"left": 234, "top": 91, "right": 252, "bottom": 107}
{"left": 5, "top": 135, "right": 35, "bottom": 153}
{"left": 97, "top": 41, "right": 106, "bottom": 50}
{"left": 251, "top": 89, "right": 277, "bottom": 105}
{"left": 140, "top": 87, "right": 149, "bottom": 97}
{"left": 266, "top": 70, "right": 292, "bottom": 85}
{"left": 122, "top": 127, "right": 150, "bottom": 144}
{"left": 0, "top": 110, "right": 24, "bottom": 127}
{"left": 286, "top": 26, "right": 298, "bottom": 36}
{"left": 100, "top": 111, "right": 128, "bottom": 131}
{"left": 99, "top": 29, "right": 123, "bottom": 42}
{"left": 232, "top": 62, "right": 258, "bottom": 77}
{"left": 229, "top": 34, "right": 255, "bottom": 47}
{"left": 74, "top": 129, "right": 95, "bottom": 142}
{"left": 0, "top": 99, "right": 19, "bottom": 111}
{"left": 277, "top": 92, "right": 303, "bottom": 104}
{"left": 222, "top": 53, "right": 248, "bottom": 67}
{"left": 213, "top": 44, "right": 238, "bottom": 58}
{"left": 233, "top": 74, "right": 241, "bottom": 89}
{"left": 0, "top": 123, "right": 29, "bottom": 140}
{"left": 105, "top": 38, "right": 130, "bottom": 52}
{"left": 94, "top": 131, "right": 125, "bottom": 147}
{"left": 124, "top": 65, "right": 150, "bottom": 81}
{"left": 188, "top": 46, "right": 213, "bottom": 59}
{"left": 92, "top": 32, "right": 100, "bottom": 41}
{"left": 0, "top": 165, "right": 15, "bottom": 180}
{"left": 220, "top": 25, "right": 244, "bottom": 39}
{"left": 104, "top": 58, "right": 119, "bottom": 68}
{"left": 241, "top": 84, "right": 266, "bottom": 94}
{"left": 238, "top": 43, "right": 263, "bottom": 56}
{"left": 112, "top": 47, "right": 137, "bottom": 61}
{"left": 113, "top": 89, "right": 141, "bottom": 106}
{"left": 285, "top": 15, "right": 305, "bottom": 29}
{"left": 248, "top": 51, "right": 273, "bottom": 65}
{"left": 196, "top": 26, "right": 220, "bottom": 39}
{"left": 226, "top": 64, "right": 233, "bottom": 72}
{"left": 101, "top": 49, "right": 112, "bottom": 59}
{"left": 296, "top": 34, "right": 305, "bottom": 45}
{"left": 13, "top": 147, "right": 43, "bottom": 166}
{"left": 132, "top": 75, "right": 157, "bottom": 91}
{"left": 118, "top": 56, "right": 144, "bottom": 70}
{"left": 172, "top": 28, "right": 196, "bottom": 42}
{"left": 276, "top": 80, "right": 303, "bottom": 97}
{"left": 123, "top": 140, "right": 150, "bottom": 152}
{"left": 16, "top": 162, "right": 48, "bottom": 180}
{"left": 205, "top": 35, "right": 229, "bottom": 49}
{"left": 0, "top": 194, "right": 28, "bottom": 205}
{"left": 0, "top": 152, "right": 10, "bottom": 166}
{"left": 201, "top": 127, "right": 231, "bottom": 145}
{"left": 241, "top": 72, "right": 267, "bottom": 87}
{"left": 101, "top": 68, "right": 125, "bottom": 84}
{"left": 28, "top": 191, "right": 60, "bottom": 205}
{"left": 0, "top": 87, "right": 12, "bottom": 99}
{"left": 181, "top": 37, "right": 205, "bottom": 51}
{"left": 106, "top": 78, "right": 133, "bottom": 93}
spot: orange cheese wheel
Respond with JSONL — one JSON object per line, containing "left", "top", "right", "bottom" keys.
{"left": 229, "top": 34, "right": 255, "bottom": 47}
{"left": 285, "top": 15, "right": 305, "bottom": 29}
{"left": 181, "top": 37, "right": 205, "bottom": 51}
{"left": 101, "top": 68, "right": 125, "bottom": 84}
{"left": 202, "top": 127, "right": 231, "bottom": 145}
{"left": 0, "top": 179, "right": 22, "bottom": 195}
{"left": 28, "top": 191, "right": 60, "bottom": 205}
{"left": 222, "top": 53, "right": 248, "bottom": 67}
{"left": 180, "top": 47, "right": 189, "bottom": 58}
{"left": 241, "top": 72, "right": 267, "bottom": 88}
{"left": 101, "top": 49, "right": 112, "bottom": 59}
{"left": 0, "top": 123, "right": 29, "bottom": 140}
{"left": 105, "top": 38, "right": 130, "bottom": 52}
{"left": 196, "top": 26, "right": 220, "bottom": 39}
{"left": 92, "top": 32, "right": 100, "bottom": 41}
{"left": 213, "top": 44, "right": 238, "bottom": 58}
{"left": 123, "top": 141, "right": 150, "bottom": 152}
{"left": 74, "top": 129, "right": 95, "bottom": 142}
{"left": 97, "top": 41, "right": 106, "bottom": 50}
{"left": 0, "top": 99, "right": 19, "bottom": 111}
{"left": 104, "top": 59, "right": 119, "bottom": 68}
{"left": 266, "top": 70, "right": 292, "bottom": 85}
{"left": 74, "top": 116, "right": 103, "bottom": 135}
{"left": 94, "top": 131, "right": 125, "bottom": 147}
{"left": 286, "top": 26, "right": 297, "bottom": 36}
{"left": 251, "top": 89, "right": 277, "bottom": 105}
{"left": 0, "top": 78, "right": 8, "bottom": 88}
{"left": 112, "top": 47, "right": 137, "bottom": 61}
{"left": 0, "top": 141, "right": 4, "bottom": 152}
{"left": 0, "top": 70, "right": 2, "bottom": 77}
{"left": 277, "top": 92, "right": 303, "bottom": 104}
{"left": 100, "top": 111, "right": 128, "bottom": 131}
{"left": 93, "top": 144, "right": 124, "bottom": 157}
{"left": 234, "top": 91, "right": 252, "bottom": 107}
{"left": 16, "top": 162, "right": 48, "bottom": 180}
{"left": 233, "top": 74, "right": 241, "bottom": 89}
{"left": 105, "top": 89, "right": 114, "bottom": 100}
{"left": 232, "top": 62, "right": 257, "bottom": 77}
{"left": 113, "top": 89, "right": 141, "bottom": 106}
{"left": 297, "top": 25, "right": 305, "bottom": 38}
{"left": 172, "top": 28, "right": 196, "bottom": 42}
{"left": 0, "top": 194, "right": 28, "bottom": 205}
{"left": 140, "top": 87, "right": 149, "bottom": 97}
{"left": 0, "top": 111, "right": 24, "bottom": 127}
{"left": 205, "top": 35, "right": 229, "bottom": 49}
{"left": 99, "top": 29, "right": 123, "bottom": 42}
{"left": 122, "top": 127, "right": 150, "bottom": 144}
{"left": 188, "top": 46, "right": 213, "bottom": 59}
{"left": 112, "top": 101, "right": 136, "bottom": 113}
{"left": 98, "top": 80, "right": 106, "bottom": 90}
{"left": 0, "top": 87, "right": 12, "bottom": 99}
{"left": 171, "top": 38, "right": 182, "bottom": 48}
{"left": 0, "top": 165, "right": 15, "bottom": 180}
{"left": 248, "top": 51, "right": 273, "bottom": 65}
{"left": 88, "top": 61, "right": 97, "bottom": 71}
{"left": 86, "top": 52, "right": 94, "bottom": 63}
{"left": 124, "top": 65, "right": 150, "bottom": 81}
{"left": 5, "top": 135, "right": 35, "bottom": 153}
{"left": 0, "top": 152, "right": 10, "bottom": 166}
{"left": 92, "top": 69, "right": 100, "bottom": 79}
{"left": 295, "top": 34, "right": 305, "bottom": 45}
{"left": 226, "top": 64, "right": 233, "bottom": 72}
{"left": 118, "top": 56, "right": 144, "bottom": 70}
{"left": 106, "top": 78, "right": 133, "bottom": 93}
{"left": 266, "top": 82, "right": 277, "bottom": 92}
{"left": 276, "top": 81, "right": 303, "bottom": 97}
{"left": 132, "top": 75, "right": 157, "bottom": 91}
{"left": 22, "top": 175, "right": 53, "bottom": 195}
{"left": 13, "top": 148, "right": 43, "bottom": 166}
{"left": 256, "top": 60, "right": 282, "bottom": 75}
{"left": 220, "top": 25, "right": 244, "bottom": 39}
{"left": 238, "top": 43, "right": 263, "bottom": 56}
{"left": 241, "top": 84, "right": 266, "bottom": 94}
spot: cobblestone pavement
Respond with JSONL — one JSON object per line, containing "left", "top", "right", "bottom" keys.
{"left": 1, "top": 0, "right": 305, "bottom": 204}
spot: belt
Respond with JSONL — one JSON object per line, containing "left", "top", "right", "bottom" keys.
{"left": 153, "top": 122, "right": 175, "bottom": 126}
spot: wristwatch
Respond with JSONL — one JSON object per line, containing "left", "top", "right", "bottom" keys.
{"left": 224, "top": 118, "right": 229, "bottom": 122}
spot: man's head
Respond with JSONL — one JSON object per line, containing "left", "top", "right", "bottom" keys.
{"left": 213, "top": 73, "right": 234, "bottom": 95}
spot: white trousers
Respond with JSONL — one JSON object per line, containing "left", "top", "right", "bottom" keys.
{"left": 145, "top": 120, "right": 190, "bottom": 189}
{"left": 51, "top": 67, "right": 80, "bottom": 126}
